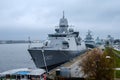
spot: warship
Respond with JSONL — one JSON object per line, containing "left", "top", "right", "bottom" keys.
{"left": 28, "top": 12, "right": 86, "bottom": 70}
{"left": 84, "top": 30, "right": 96, "bottom": 48}
{"left": 95, "top": 37, "right": 102, "bottom": 46}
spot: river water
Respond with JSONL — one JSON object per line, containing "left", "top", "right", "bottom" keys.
{"left": 0, "top": 43, "right": 42, "bottom": 72}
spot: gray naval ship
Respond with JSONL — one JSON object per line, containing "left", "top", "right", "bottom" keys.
{"left": 28, "top": 13, "right": 86, "bottom": 70}
{"left": 84, "top": 30, "right": 96, "bottom": 48}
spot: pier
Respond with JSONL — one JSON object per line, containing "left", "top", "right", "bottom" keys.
{"left": 47, "top": 47, "right": 120, "bottom": 80}
{"left": 48, "top": 51, "right": 88, "bottom": 80}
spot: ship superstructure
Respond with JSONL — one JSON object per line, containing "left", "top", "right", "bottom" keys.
{"left": 28, "top": 12, "right": 86, "bottom": 70}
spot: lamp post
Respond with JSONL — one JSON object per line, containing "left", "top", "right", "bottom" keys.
{"left": 113, "top": 51, "right": 116, "bottom": 80}
{"left": 106, "top": 55, "right": 115, "bottom": 80}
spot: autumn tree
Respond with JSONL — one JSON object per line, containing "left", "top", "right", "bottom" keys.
{"left": 81, "top": 48, "right": 114, "bottom": 80}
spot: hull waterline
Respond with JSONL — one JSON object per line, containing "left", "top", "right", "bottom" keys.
{"left": 28, "top": 49, "right": 85, "bottom": 70}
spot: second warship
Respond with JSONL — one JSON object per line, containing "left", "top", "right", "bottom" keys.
{"left": 84, "top": 30, "right": 96, "bottom": 48}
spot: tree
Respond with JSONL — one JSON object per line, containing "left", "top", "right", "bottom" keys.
{"left": 81, "top": 48, "right": 114, "bottom": 80}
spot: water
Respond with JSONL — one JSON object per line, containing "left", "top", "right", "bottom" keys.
{"left": 0, "top": 43, "right": 42, "bottom": 72}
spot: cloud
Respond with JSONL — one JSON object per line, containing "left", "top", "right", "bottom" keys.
{"left": 0, "top": 0, "right": 120, "bottom": 39}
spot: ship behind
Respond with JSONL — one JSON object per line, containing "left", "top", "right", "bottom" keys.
{"left": 84, "top": 30, "right": 96, "bottom": 48}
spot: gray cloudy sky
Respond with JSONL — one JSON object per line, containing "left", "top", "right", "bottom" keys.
{"left": 0, "top": 0, "right": 120, "bottom": 40}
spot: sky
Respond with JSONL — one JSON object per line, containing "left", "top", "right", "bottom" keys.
{"left": 0, "top": 0, "right": 120, "bottom": 40}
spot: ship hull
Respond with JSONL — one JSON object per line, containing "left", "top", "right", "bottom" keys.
{"left": 85, "top": 44, "right": 96, "bottom": 48}
{"left": 28, "top": 49, "right": 85, "bottom": 70}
